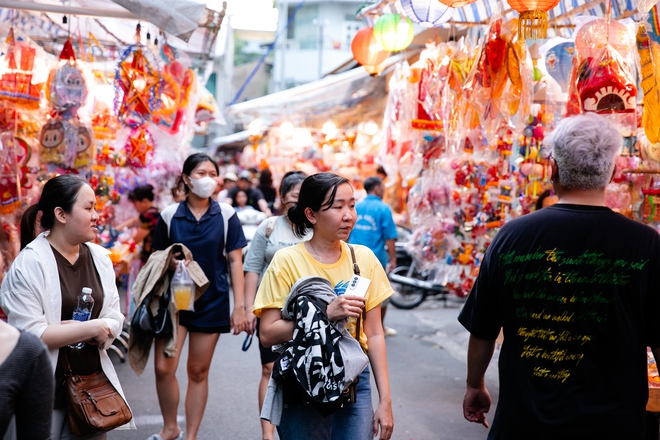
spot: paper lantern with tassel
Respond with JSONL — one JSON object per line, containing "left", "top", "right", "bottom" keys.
{"left": 351, "top": 27, "right": 391, "bottom": 72}
{"left": 401, "top": 0, "right": 451, "bottom": 28}
{"left": 373, "top": 14, "right": 415, "bottom": 52}
{"left": 506, "top": 0, "right": 561, "bottom": 39}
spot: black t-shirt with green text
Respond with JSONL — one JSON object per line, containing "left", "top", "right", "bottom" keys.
{"left": 459, "top": 204, "right": 660, "bottom": 440}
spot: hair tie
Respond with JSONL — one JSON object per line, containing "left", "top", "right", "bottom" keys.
{"left": 36, "top": 200, "right": 41, "bottom": 210}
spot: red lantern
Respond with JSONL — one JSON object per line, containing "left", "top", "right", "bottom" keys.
{"left": 506, "top": 0, "right": 561, "bottom": 39}
{"left": 351, "top": 27, "right": 391, "bottom": 71}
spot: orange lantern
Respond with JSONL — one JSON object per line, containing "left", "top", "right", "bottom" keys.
{"left": 507, "top": 0, "right": 561, "bottom": 39}
{"left": 351, "top": 27, "right": 391, "bottom": 71}
{"left": 438, "top": 0, "right": 477, "bottom": 8}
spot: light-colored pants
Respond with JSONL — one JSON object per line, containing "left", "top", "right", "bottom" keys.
{"left": 52, "top": 409, "right": 107, "bottom": 440}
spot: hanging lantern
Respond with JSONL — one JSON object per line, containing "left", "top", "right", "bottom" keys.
{"left": 438, "top": 0, "right": 476, "bottom": 9}
{"left": 373, "top": 14, "right": 415, "bottom": 52}
{"left": 506, "top": 0, "right": 561, "bottom": 39}
{"left": 400, "top": 0, "right": 451, "bottom": 28}
{"left": 351, "top": 27, "right": 391, "bottom": 70}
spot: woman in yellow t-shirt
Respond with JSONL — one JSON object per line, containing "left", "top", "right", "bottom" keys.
{"left": 254, "top": 172, "right": 394, "bottom": 440}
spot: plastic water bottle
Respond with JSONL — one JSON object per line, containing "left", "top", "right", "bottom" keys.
{"left": 69, "top": 287, "right": 94, "bottom": 349}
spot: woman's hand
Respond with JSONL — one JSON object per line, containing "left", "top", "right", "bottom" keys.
{"left": 326, "top": 294, "right": 365, "bottom": 321}
{"left": 245, "top": 311, "right": 257, "bottom": 335}
{"left": 231, "top": 306, "right": 247, "bottom": 335}
{"left": 88, "top": 320, "right": 114, "bottom": 346}
{"left": 374, "top": 400, "right": 394, "bottom": 440}
{"left": 168, "top": 253, "right": 191, "bottom": 271}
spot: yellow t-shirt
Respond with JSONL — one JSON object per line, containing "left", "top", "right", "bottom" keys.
{"left": 254, "top": 241, "right": 394, "bottom": 350}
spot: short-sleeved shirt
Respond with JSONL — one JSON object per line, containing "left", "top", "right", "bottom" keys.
{"left": 52, "top": 244, "right": 104, "bottom": 409}
{"left": 152, "top": 201, "right": 247, "bottom": 331}
{"left": 458, "top": 204, "right": 660, "bottom": 439}
{"left": 139, "top": 206, "right": 160, "bottom": 263}
{"left": 227, "top": 186, "right": 265, "bottom": 212}
{"left": 254, "top": 241, "right": 393, "bottom": 350}
{"left": 243, "top": 216, "right": 311, "bottom": 275}
{"left": 349, "top": 195, "right": 398, "bottom": 268}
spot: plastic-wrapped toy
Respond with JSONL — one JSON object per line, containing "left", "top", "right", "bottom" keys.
{"left": 46, "top": 39, "right": 88, "bottom": 114}
{"left": 0, "top": 133, "right": 20, "bottom": 214}
{"left": 115, "top": 45, "right": 161, "bottom": 127}
{"left": 576, "top": 45, "right": 636, "bottom": 114}
{"left": 0, "top": 28, "right": 42, "bottom": 110}
{"left": 123, "top": 126, "right": 154, "bottom": 168}
{"left": 39, "top": 117, "right": 72, "bottom": 165}
{"left": 637, "top": 24, "right": 660, "bottom": 144}
{"left": 73, "top": 121, "right": 94, "bottom": 169}
{"left": 153, "top": 44, "right": 195, "bottom": 134}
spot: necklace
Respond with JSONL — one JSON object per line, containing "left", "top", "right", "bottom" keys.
{"left": 310, "top": 241, "right": 325, "bottom": 264}
{"left": 188, "top": 203, "right": 207, "bottom": 220}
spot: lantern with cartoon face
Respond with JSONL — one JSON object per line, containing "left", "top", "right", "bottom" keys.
{"left": 46, "top": 40, "right": 88, "bottom": 113}
{"left": 73, "top": 122, "right": 94, "bottom": 169}
{"left": 577, "top": 47, "right": 637, "bottom": 114}
{"left": 39, "top": 117, "right": 76, "bottom": 166}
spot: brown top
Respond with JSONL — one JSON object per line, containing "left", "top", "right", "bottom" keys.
{"left": 52, "top": 243, "right": 104, "bottom": 409}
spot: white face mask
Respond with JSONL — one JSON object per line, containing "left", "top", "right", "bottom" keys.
{"left": 188, "top": 176, "right": 217, "bottom": 199}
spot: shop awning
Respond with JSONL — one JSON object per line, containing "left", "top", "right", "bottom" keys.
{"left": 0, "top": 0, "right": 224, "bottom": 64}
{"left": 226, "top": 52, "right": 415, "bottom": 130}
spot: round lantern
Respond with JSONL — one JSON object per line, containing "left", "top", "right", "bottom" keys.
{"left": 351, "top": 27, "right": 391, "bottom": 69}
{"left": 506, "top": 0, "right": 561, "bottom": 39}
{"left": 401, "top": 0, "right": 451, "bottom": 28}
{"left": 373, "top": 14, "right": 415, "bottom": 52}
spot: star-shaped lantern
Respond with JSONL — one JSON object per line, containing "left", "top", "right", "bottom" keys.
{"left": 116, "top": 48, "right": 160, "bottom": 126}
{"left": 124, "top": 126, "right": 154, "bottom": 168}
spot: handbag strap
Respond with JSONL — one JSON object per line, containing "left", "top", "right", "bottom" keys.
{"left": 60, "top": 348, "right": 74, "bottom": 375}
{"left": 347, "top": 244, "right": 364, "bottom": 343}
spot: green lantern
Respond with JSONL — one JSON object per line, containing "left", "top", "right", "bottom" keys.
{"left": 373, "top": 14, "right": 414, "bottom": 52}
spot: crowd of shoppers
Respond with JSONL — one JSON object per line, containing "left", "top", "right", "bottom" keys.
{"left": 2, "top": 114, "right": 655, "bottom": 440}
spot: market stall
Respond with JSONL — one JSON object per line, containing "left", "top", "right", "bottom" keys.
{"left": 0, "top": 0, "right": 225, "bottom": 323}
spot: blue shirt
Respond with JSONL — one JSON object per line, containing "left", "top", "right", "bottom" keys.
{"left": 152, "top": 201, "right": 247, "bottom": 330}
{"left": 349, "top": 194, "right": 397, "bottom": 268}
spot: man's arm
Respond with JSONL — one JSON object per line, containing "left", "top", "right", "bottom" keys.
{"left": 463, "top": 334, "right": 496, "bottom": 428}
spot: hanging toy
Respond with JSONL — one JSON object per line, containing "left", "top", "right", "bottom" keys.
{"left": 46, "top": 39, "right": 88, "bottom": 115}
{"left": 637, "top": 24, "right": 660, "bottom": 144}
{"left": 39, "top": 117, "right": 78, "bottom": 167}
{"left": 123, "top": 126, "right": 154, "bottom": 168}
{"left": 0, "top": 28, "right": 41, "bottom": 109}
{"left": 0, "top": 133, "right": 21, "bottom": 214}
{"left": 152, "top": 43, "right": 195, "bottom": 134}
{"left": 115, "top": 26, "right": 161, "bottom": 127}
{"left": 72, "top": 120, "right": 94, "bottom": 169}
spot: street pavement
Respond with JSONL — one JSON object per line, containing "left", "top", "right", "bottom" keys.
{"left": 109, "top": 296, "right": 500, "bottom": 440}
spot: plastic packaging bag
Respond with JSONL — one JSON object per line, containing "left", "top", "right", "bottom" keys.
{"left": 171, "top": 260, "right": 195, "bottom": 311}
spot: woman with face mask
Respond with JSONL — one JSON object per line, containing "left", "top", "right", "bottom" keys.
{"left": 148, "top": 153, "right": 248, "bottom": 440}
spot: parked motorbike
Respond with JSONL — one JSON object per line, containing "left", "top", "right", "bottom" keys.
{"left": 388, "top": 225, "right": 449, "bottom": 309}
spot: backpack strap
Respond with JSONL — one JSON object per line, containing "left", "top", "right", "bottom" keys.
{"left": 265, "top": 216, "right": 278, "bottom": 239}
{"left": 347, "top": 244, "right": 365, "bottom": 343}
{"left": 160, "top": 202, "right": 235, "bottom": 258}
{"left": 160, "top": 203, "right": 180, "bottom": 238}
{"left": 219, "top": 202, "right": 235, "bottom": 258}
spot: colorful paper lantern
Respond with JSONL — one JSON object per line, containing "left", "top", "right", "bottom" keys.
{"left": 438, "top": 0, "right": 476, "bottom": 8}
{"left": 351, "top": 27, "right": 391, "bottom": 70}
{"left": 46, "top": 39, "right": 88, "bottom": 114}
{"left": 506, "top": 0, "right": 561, "bottom": 39}
{"left": 115, "top": 46, "right": 161, "bottom": 127}
{"left": 373, "top": 14, "right": 415, "bottom": 52}
{"left": 124, "top": 126, "right": 154, "bottom": 168}
{"left": 400, "top": 0, "right": 451, "bottom": 28}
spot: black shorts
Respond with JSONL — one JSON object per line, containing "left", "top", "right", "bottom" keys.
{"left": 180, "top": 323, "right": 230, "bottom": 334}
{"left": 256, "top": 318, "right": 280, "bottom": 365}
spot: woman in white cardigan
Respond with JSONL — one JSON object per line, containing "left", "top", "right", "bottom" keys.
{"left": 0, "top": 174, "right": 133, "bottom": 439}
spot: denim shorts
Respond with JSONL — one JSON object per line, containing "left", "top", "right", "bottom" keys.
{"left": 277, "top": 366, "right": 373, "bottom": 440}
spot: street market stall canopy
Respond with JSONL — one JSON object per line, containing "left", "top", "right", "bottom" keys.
{"left": 224, "top": 52, "right": 414, "bottom": 134}
{"left": 0, "top": 0, "right": 225, "bottom": 66}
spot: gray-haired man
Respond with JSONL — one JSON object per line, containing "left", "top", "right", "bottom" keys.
{"left": 459, "top": 113, "right": 660, "bottom": 439}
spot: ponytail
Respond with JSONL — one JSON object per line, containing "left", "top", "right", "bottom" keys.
{"left": 287, "top": 203, "right": 313, "bottom": 238}
{"left": 20, "top": 204, "right": 41, "bottom": 250}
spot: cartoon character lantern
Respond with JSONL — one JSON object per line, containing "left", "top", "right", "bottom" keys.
{"left": 577, "top": 46, "right": 637, "bottom": 114}
{"left": 46, "top": 39, "right": 88, "bottom": 113}
{"left": 39, "top": 117, "right": 77, "bottom": 166}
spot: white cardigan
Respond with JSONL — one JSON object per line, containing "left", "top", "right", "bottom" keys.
{"left": 0, "top": 232, "right": 134, "bottom": 427}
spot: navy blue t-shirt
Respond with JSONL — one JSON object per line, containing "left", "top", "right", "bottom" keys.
{"left": 152, "top": 201, "right": 247, "bottom": 331}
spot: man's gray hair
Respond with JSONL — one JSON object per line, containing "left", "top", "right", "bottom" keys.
{"left": 546, "top": 113, "right": 621, "bottom": 190}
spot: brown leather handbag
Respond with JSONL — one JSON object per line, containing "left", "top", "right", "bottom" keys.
{"left": 62, "top": 351, "right": 133, "bottom": 436}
